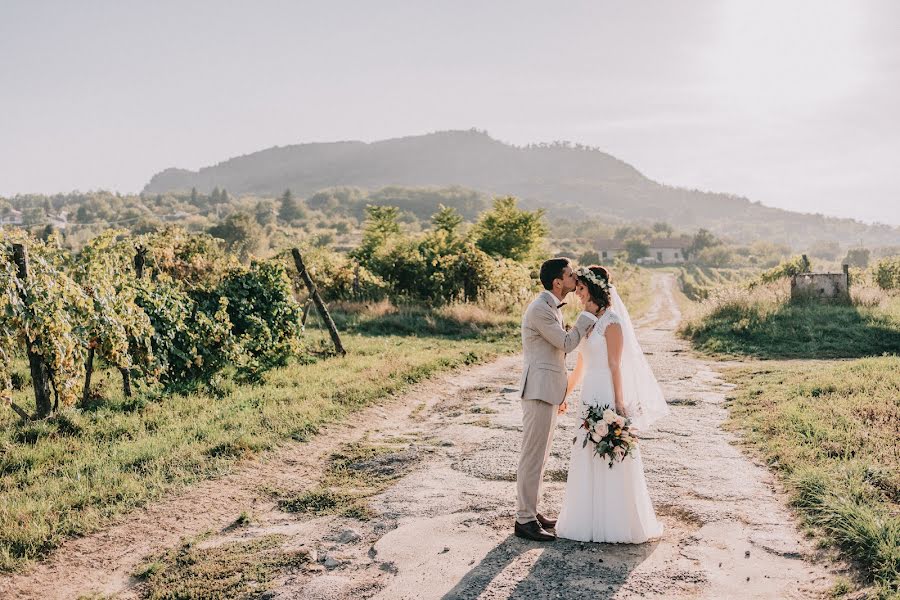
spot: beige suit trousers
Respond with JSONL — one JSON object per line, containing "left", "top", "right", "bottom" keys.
{"left": 516, "top": 398, "right": 558, "bottom": 524}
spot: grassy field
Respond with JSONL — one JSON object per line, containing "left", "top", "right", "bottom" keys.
{"left": 679, "top": 268, "right": 900, "bottom": 597}
{"left": 724, "top": 358, "right": 900, "bottom": 598}
{"left": 679, "top": 281, "right": 900, "bottom": 359}
{"left": 0, "top": 303, "right": 519, "bottom": 572}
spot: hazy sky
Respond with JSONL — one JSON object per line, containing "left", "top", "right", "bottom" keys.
{"left": 2, "top": 1, "right": 898, "bottom": 224}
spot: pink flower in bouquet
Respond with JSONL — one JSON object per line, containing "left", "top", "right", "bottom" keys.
{"left": 602, "top": 408, "right": 617, "bottom": 424}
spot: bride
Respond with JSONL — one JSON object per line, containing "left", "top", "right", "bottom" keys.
{"left": 555, "top": 265, "right": 668, "bottom": 544}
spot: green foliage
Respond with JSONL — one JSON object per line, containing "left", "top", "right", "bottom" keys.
{"left": 0, "top": 232, "right": 93, "bottom": 408}
{"left": 652, "top": 221, "right": 674, "bottom": 236}
{"left": 472, "top": 197, "right": 547, "bottom": 262}
{"left": 845, "top": 247, "right": 871, "bottom": 268}
{"left": 687, "top": 228, "right": 721, "bottom": 258}
{"left": 206, "top": 211, "right": 262, "bottom": 263}
{"left": 694, "top": 245, "right": 734, "bottom": 267}
{"left": 578, "top": 250, "right": 601, "bottom": 265}
{"left": 873, "top": 257, "right": 900, "bottom": 290}
{"left": 756, "top": 255, "right": 811, "bottom": 286}
{"left": 134, "top": 278, "right": 239, "bottom": 391}
{"left": 278, "top": 188, "right": 305, "bottom": 223}
{"left": 354, "top": 204, "right": 402, "bottom": 261}
{"left": 72, "top": 231, "right": 157, "bottom": 385}
{"left": 212, "top": 262, "right": 303, "bottom": 373}
{"left": 282, "top": 247, "right": 387, "bottom": 302}
{"left": 138, "top": 227, "right": 239, "bottom": 287}
{"left": 624, "top": 238, "right": 649, "bottom": 263}
{"left": 432, "top": 204, "right": 464, "bottom": 237}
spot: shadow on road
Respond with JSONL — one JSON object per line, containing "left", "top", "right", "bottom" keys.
{"left": 442, "top": 534, "right": 659, "bottom": 599}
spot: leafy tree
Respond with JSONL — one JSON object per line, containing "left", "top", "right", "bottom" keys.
{"left": 652, "top": 222, "right": 674, "bottom": 236}
{"left": 353, "top": 204, "right": 402, "bottom": 261}
{"left": 278, "top": 189, "right": 305, "bottom": 223}
{"left": 688, "top": 229, "right": 721, "bottom": 259}
{"left": 207, "top": 212, "right": 262, "bottom": 263}
{"left": 625, "top": 239, "right": 650, "bottom": 263}
{"left": 432, "top": 204, "right": 463, "bottom": 237}
{"left": 254, "top": 200, "right": 276, "bottom": 227}
{"left": 472, "top": 197, "right": 547, "bottom": 262}
{"left": 578, "top": 250, "right": 601, "bottom": 265}
{"left": 190, "top": 187, "right": 199, "bottom": 205}
{"left": 843, "top": 247, "right": 870, "bottom": 268}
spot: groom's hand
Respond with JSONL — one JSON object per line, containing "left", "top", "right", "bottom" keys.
{"left": 558, "top": 400, "right": 568, "bottom": 415}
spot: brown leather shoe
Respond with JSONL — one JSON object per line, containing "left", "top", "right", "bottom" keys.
{"left": 514, "top": 520, "right": 556, "bottom": 542}
{"left": 536, "top": 513, "right": 557, "bottom": 530}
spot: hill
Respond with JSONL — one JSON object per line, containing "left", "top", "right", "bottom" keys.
{"left": 144, "top": 130, "right": 900, "bottom": 249}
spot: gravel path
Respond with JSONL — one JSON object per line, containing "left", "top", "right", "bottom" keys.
{"left": 0, "top": 273, "right": 837, "bottom": 599}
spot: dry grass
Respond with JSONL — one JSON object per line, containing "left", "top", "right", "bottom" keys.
{"left": 437, "top": 303, "right": 515, "bottom": 328}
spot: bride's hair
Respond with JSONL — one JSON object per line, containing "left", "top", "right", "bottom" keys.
{"left": 577, "top": 265, "right": 612, "bottom": 309}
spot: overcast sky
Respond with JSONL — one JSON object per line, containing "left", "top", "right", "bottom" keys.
{"left": 2, "top": 1, "right": 898, "bottom": 224}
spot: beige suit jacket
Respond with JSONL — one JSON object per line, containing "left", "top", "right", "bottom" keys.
{"left": 519, "top": 291, "right": 597, "bottom": 405}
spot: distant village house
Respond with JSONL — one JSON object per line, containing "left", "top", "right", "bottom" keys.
{"left": 0, "top": 209, "right": 23, "bottom": 225}
{"left": 594, "top": 236, "right": 691, "bottom": 264}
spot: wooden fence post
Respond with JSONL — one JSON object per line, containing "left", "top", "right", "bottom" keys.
{"left": 300, "top": 300, "right": 313, "bottom": 331}
{"left": 134, "top": 245, "right": 147, "bottom": 279}
{"left": 291, "top": 248, "right": 346, "bottom": 356}
{"left": 12, "top": 243, "right": 53, "bottom": 418}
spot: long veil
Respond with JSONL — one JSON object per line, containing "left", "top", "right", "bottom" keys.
{"left": 609, "top": 285, "right": 669, "bottom": 429}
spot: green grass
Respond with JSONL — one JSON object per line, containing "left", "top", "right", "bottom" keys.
{"left": 680, "top": 285, "right": 900, "bottom": 359}
{"left": 276, "top": 440, "right": 416, "bottom": 520}
{"left": 135, "top": 534, "right": 309, "bottom": 599}
{"left": 0, "top": 307, "right": 518, "bottom": 572}
{"left": 725, "top": 358, "right": 900, "bottom": 598}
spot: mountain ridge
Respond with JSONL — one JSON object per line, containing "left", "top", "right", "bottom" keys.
{"left": 143, "top": 130, "right": 900, "bottom": 249}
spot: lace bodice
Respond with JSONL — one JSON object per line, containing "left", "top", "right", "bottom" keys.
{"left": 579, "top": 309, "right": 622, "bottom": 371}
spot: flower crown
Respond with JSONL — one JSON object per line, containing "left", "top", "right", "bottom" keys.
{"left": 574, "top": 266, "right": 611, "bottom": 292}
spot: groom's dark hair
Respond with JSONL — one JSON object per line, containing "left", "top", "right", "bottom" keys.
{"left": 539, "top": 257, "right": 570, "bottom": 290}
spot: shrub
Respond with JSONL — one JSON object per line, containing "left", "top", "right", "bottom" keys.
{"left": 873, "top": 257, "right": 900, "bottom": 290}
{"left": 134, "top": 278, "right": 239, "bottom": 390}
{"left": 213, "top": 262, "right": 304, "bottom": 372}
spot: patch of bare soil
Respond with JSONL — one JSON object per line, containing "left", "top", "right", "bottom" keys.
{"left": 0, "top": 274, "right": 839, "bottom": 599}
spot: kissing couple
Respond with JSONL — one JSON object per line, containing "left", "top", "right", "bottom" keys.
{"left": 514, "top": 257, "right": 669, "bottom": 543}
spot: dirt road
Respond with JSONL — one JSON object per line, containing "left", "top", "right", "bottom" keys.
{"left": 0, "top": 273, "right": 837, "bottom": 599}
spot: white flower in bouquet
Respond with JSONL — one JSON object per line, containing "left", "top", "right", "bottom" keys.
{"left": 595, "top": 421, "right": 609, "bottom": 437}
{"left": 602, "top": 409, "right": 617, "bottom": 424}
{"left": 614, "top": 414, "right": 626, "bottom": 428}
{"left": 589, "top": 430, "right": 603, "bottom": 443}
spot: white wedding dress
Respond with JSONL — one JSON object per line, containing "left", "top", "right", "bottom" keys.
{"left": 555, "top": 309, "right": 664, "bottom": 543}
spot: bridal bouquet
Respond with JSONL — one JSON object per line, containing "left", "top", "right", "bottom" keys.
{"left": 576, "top": 404, "right": 637, "bottom": 468}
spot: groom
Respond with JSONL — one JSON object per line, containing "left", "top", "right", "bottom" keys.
{"left": 515, "top": 257, "right": 599, "bottom": 542}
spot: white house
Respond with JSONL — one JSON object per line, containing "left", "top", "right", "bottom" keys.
{"left": 0, "top": 209, "right": 23, "bottom": 225}
{"left": 594, "top": 236, "right": 691, "bottom": 264}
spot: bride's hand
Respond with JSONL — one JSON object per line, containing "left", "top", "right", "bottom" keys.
{"left": 558, "top": 400, "right": 568, "bottom": 415}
